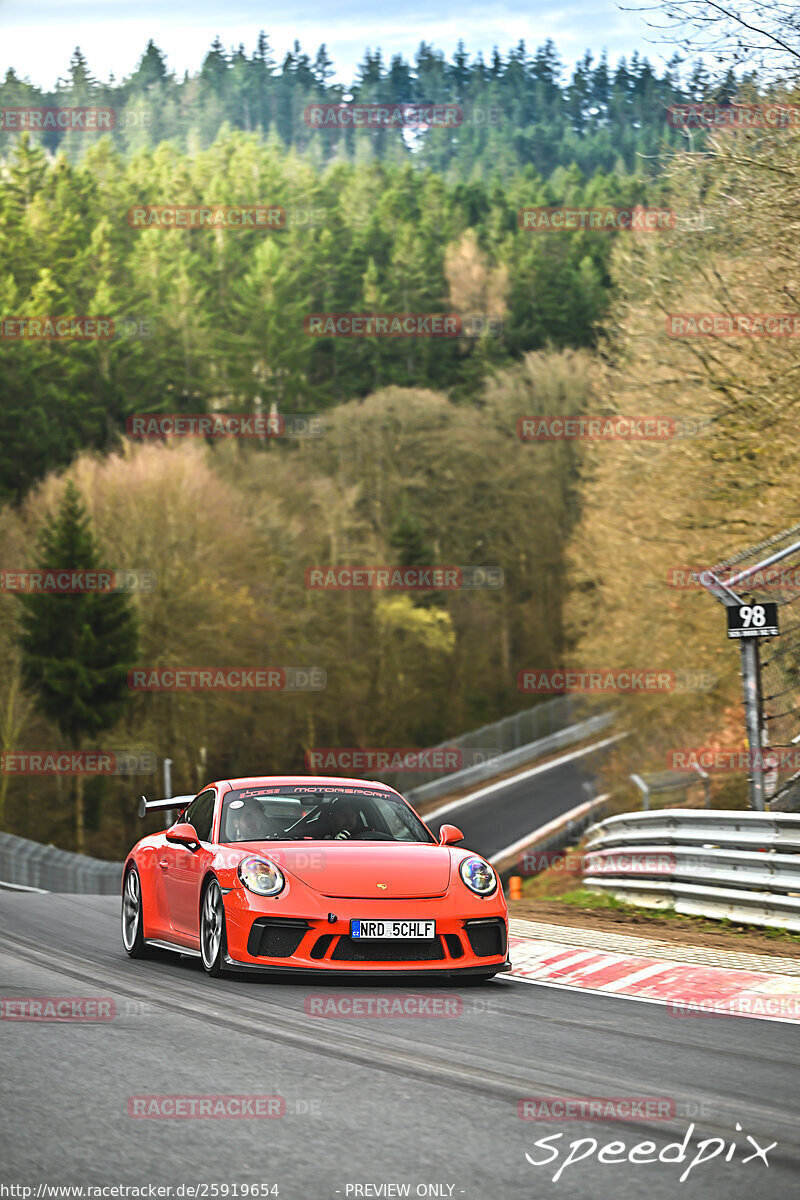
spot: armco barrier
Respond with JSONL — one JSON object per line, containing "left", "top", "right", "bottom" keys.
{"left": 583, "top": 809, "right": 800, "bottom": 931}
{"left": 491, "top": 795, "right": 609, "bottom": 877}
{"left": 0, "top": 830, "right": 122, "bottom": 894}
{"left": 406, "top": 712, "right": 615, "bottom": 807}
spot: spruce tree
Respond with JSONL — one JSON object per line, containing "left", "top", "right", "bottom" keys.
{"left": 17, "top": 482, "right": 138, "bottom": 853}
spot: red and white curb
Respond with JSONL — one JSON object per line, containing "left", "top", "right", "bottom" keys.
{"left": 507, "top": 934, "right": 800, "bottom": 1022}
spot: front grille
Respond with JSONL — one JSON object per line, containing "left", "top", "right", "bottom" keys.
{"left": 444, "top": 933, "right": 464, "bottom": 959}
{"left": 331, "top": 936, "right": 446, "bottom": 962}
{"left": 464, "top": 919, "right": 506, "bottom": 958}
{"left": 247, "top": 918, "right": 311, "bottom": 958}
{"left": 310, "top": 934, "right": 334, "bottom": 960}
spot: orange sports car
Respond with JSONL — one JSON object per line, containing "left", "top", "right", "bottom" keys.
{"left": 122, "top": 776, "right": 510, "bottom": 980}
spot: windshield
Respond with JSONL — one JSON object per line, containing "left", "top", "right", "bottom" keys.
{"left": 220, "top": 785, "right": 435, "bottom": 844}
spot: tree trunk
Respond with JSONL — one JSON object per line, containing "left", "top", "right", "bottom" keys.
{"left": 75, "top": 770, "right": 85, "bottom": 855}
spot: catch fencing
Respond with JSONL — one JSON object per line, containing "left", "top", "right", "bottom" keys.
{"left": 378, "top": 693, "right": 607, "bottom": 796}
{"left": 702, "top": 522, "right": 800, "bottom": 811}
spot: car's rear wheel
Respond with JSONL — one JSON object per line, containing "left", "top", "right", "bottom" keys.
{"left": 200, "top": 878, "right": 227, "bottom": 977}
{"left": 121, "top": 866, "right": 149, "bottom": 958}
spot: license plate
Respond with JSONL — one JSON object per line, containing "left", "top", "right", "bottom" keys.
{"left": 350, "top": 919, "right": 435, "bottom": 940}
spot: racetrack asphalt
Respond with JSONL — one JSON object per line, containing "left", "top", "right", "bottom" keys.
{"left": 423, "top": 742, "right": 607, "bottom": 859}
{"left": 1, "top": 890, "right": 798, "bottom": 1198}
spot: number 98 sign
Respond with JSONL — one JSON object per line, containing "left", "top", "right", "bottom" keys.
{"left": 727, "top": 602, "right": 779, "bottom": 639}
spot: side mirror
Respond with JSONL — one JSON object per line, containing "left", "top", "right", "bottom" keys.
{"left": 166, "top": 822, "right": 200, "bottom": 850}
{"left": 439, "top": 824, "right": 464, "bottom": 846}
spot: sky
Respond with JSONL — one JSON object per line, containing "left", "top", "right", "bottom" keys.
{"left": 0, "top": 0, "right": 679, "bottom": 90}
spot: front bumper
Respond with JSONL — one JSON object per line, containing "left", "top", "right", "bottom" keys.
{"left": 222, "top": 887, "right": 509, "bottom": 974}
{"left": 222, "top": 954, "right": 513, "bottom": 977}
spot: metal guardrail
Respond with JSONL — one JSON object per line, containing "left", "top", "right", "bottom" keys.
{"left": 0, "top": 831, "right": 122, "bottom": 894}
{"left": 377, "top": 694, "right": 607, "bottom": 793}
{"left": 491, "top": 795, "right": 609, "bottom": 878}
{"left": 405, "top": 712, "right": 615, "bottom": 806}
{"left": 583, "top": 809, "right": 800, "bottom": 932}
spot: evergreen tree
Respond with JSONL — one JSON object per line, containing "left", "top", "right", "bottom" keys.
{"left": 17, "top": 483, "right": 138, "bottom": 853}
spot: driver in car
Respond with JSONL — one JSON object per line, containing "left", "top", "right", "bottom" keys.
{"left": 327, "top": 800, "right": 363, "bottom": 840}
{"left": 228, "top": 801, "right": 269, "bottom": 841}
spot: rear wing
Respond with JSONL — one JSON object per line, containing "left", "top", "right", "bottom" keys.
{"left": 139, "top": 794, "right": 195, "bottom": 819}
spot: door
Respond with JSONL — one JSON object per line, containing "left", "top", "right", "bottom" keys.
{"left": 161, "top": 789, "right": 216, "bottom": 940}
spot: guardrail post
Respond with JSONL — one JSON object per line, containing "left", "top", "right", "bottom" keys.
{"left": 630, "top": 773, "right": 650, "bottom": 810}
{"left": 163, "top": 757, "right": 174, "bottom": 827}
{"left": 692, "top": 761, "right": 711, "bottom": 809}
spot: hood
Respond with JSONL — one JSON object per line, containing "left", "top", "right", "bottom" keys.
{"left": 232, "top": 840, "right": 452, "bottom": 899}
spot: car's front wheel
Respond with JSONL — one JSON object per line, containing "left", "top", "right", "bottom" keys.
{"left": 200, "top": 878, "right": 227, "bottom": 976}
{"left": 121, "top": 865, "right": 149, "bottom": 958}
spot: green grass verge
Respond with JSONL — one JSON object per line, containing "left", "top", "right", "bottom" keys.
{"left": 553, "top": 887, "right": 800, "bottom": 946}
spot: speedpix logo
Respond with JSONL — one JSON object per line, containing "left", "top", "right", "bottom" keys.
{"left": 524, "top": 1122, "right": 776, "bottom": 1184}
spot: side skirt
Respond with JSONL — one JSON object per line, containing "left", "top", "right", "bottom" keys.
{"left": 145, "top": 938, "right": 202, "bottom": 958}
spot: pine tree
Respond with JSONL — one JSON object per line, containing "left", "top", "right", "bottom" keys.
{"left": 17, "top": 483, "right": 139, "bottom": 853}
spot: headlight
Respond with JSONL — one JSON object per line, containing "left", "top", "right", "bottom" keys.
{"left": 459, "top": 856, "right": 497, "bottom": 896}
{"left": 238, "top": 856, "right": 285, "bottom": 897}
